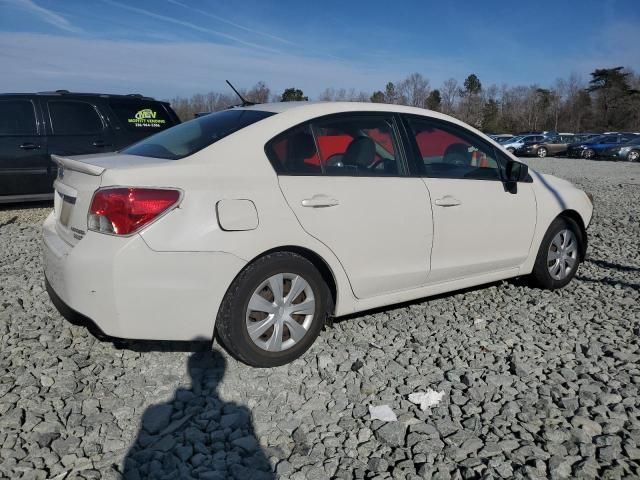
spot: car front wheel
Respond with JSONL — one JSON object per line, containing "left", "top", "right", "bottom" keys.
{"left": 628, "top": 150, "right": 640, "bottom": 162}
{"left": 537, "top": 147, "right": 548, "bottom": 158}
{"left": 215, "top": 252, "right": 331, "bottom": 367}
{"left": 583, "top": 149, "right": 595, "bottom": 159}
{"left": 530, "top": 216, "right": 584, "bottom": 289}
{"left": 506, "top": 147, "right": 515, "bottom": 154}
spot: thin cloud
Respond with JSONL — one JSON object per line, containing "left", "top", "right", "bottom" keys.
{"left": 1, "top": 0, "right": 82, "bottom": 33}
{"left": 101, "top": 0, "right": 282, "bottom": 54}
{"left": 167, "top": 0, "right": 294, "bottom": 46}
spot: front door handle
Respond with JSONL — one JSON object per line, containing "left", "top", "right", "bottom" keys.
{"left": 92, "top": 140, "right": 111, "bottom": 148}
{"left": 19, "top": 142, "right": 40, "bottom": 150}
{"left": 435, "top": 196, "right": 462, "bottom": 207}
{"left": 301, "top": 195, "right": 339, "bottom": 208}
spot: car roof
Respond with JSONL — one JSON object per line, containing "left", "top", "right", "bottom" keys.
{"left": 240, "top": 101, "right": 490, "bottom": 135}
{"left": 0, "top": 91, "right": 165, "bottom": 102}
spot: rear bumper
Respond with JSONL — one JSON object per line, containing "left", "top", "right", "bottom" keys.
{"left": 43, "top": 212, "right": 247, "bottom": 341}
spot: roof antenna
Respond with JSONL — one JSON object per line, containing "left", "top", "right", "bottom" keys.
{"left": 226, "top": 80, "right": 255, "bottom": 106}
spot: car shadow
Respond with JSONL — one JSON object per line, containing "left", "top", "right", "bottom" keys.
{"left": 588, "top": 258, "right": 640, "bottom": 273}
{"left": 121, "top": 350, "right": 275, "bottom": 479}
{"left": 575, "top": 275, "right": 640, "bottom": 292}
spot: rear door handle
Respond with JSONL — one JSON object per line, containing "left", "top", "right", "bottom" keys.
{"left": 19, "top": 142, "right": 40, "bottom": 150}
{"left": 92, "top": 140, "right": 111, "bottom": 148}
{"left": 301, "top": 195, "right": 339, "bottom": 208}
{"left": 435, "top": 196, "right": 462, "bottom": 207}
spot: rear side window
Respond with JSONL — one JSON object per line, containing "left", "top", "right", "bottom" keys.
{"left": 108, "top": 101, "right": 176, "bottom": 131}
{"left": 265, "top": 114, "right": 403, "bottom": 176}
{"left": 0, "top": 100, "right": 37, "bottom": 135}
{"left": 123, "top": 109, "right": 274, "bottom": 160}
{"left": 49, "top": 101, "right": 103, "bottom": 134}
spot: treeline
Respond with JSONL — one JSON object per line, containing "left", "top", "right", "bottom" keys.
{"left": 169, "top": 67, "right": 640, "bottom": 133}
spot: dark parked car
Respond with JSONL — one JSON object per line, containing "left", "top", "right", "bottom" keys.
{"left": 566, "top": 133, "right": 638, "bottom": 159}
{"left": 0, "top": 91, "right": 180, "bottom": 203}
{"left": 601, "top": 137, "right": 640, "bottom": 162}
{"left": 516, "top": 134, "right": 577, "bottom": 157}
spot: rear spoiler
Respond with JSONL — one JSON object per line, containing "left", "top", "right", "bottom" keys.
{"left": 51, "top": 155, "right": 105, "bottom": 176}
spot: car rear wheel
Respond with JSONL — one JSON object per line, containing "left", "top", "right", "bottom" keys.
{"left": 628, "top": 150, "right": 640, "bottom": 162}
{"left": 215, "top": 252, "right": 331, "bottom": 367}
{"left": 530, "top": 216, "right": 584, "bottom": 289}
{"left": 537, "top": 147, "right": 548, "bottom": 158}
{"left": 583, "top": 149, "right": 595, "bottom": 159}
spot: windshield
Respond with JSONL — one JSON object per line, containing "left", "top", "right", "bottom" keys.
{"left": 123, "top": 109, "right": 275, "bottom": 159}
{"left": 507, "top": 136, "right": 524, "bottom": 143}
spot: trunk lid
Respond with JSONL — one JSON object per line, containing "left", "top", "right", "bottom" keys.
{"left": 51, "top": 153, "right": 170, "bottom": 246}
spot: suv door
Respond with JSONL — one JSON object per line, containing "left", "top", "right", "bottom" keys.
{"left": 45, "top": 99, "right": 113, "bottom": 162}
{"left": 0, "top": 98, "right": 50, "bottom": 197}
{"left": 267, "top": 113, "right": 433, "bottom": 299}
{"left": 403, "top": 115, "right": 537, "bottom": 282}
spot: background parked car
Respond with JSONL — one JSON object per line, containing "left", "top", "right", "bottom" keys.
{"left": 516, "top": 134, "right": 577, "bottom": 157}
{"left": 0, "top": 91, "right": 180, "bottom": 203}
{"left": 501, "top": 134, "right": 547, "bottom": 153}
{"left": 566, "top": 133, "right": 639, "bottom": 159}
{"left": 601, "top": 137, "right": 640, "bottom": 162}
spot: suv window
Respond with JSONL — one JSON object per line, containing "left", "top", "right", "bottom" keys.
{"left": 49, "top": 100, "right": 103, "bottom": 135}
{"left": 123, "top": 108, "right": 274, "bottom": 160}
{"left": 108, "top": 100, "right": 175, "bottom": 131}
{"left": 0, "top": 100, "right": 37, "bottom": 136}
{"left": 406, "top": 116, "right": 501, "bottom": 180}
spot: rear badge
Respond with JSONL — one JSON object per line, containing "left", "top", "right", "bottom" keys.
{"left": 70, "top": 227, "right": 85, "bottom": 240}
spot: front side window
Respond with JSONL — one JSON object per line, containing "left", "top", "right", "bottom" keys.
{"left": 49, "top": 101, "right": 103, "bottom": 134}
{"left": 0, "top": 100, "right": 37, "bottom": 136}
{"left": 406, "top": 116, "right": 501, "bottom": 180}
{"left": 124, "top": 109, "right": 274, "bottom": 160}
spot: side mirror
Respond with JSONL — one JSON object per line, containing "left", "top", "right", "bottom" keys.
{"left": 504, "top": 161, "right": 529, "bottom": 193}
{"left": 506, "top": 160, "right": 528, "bottom": 182}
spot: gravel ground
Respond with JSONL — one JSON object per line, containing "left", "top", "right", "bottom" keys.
{"left": 1, "top": 157, "right": 639, "bottom": 480}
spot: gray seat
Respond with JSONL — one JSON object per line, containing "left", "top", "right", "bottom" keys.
{"left": 342, "top": 136, "right": 375, "bottom": 170}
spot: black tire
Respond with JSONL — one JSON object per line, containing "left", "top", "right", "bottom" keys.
{"left": 507, "top": 147, "right": 515, "bottom": 154}
{"left": 537, "top": 147, "right": 548, "bottom": 158}
{"left": 583, "top": 149, "right": 595, "bottom": 160}
{"left": 215, "top": 252, "right": 331, "bottom": 367}
{"left": 628, "top": 150, "right": 640, "bottom": 162}
{"left": 530, "top": 216, "right": 584, "bottom": 289}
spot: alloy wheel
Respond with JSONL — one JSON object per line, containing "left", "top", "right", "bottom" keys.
{"left": 245, "top": 273, "right": 315, "bottom": 352}
{"left": 547, "top": 229, "right": 578, "bottom": 280}
{"left": 537, "top": 147, "right": 548, "bottom": 158}
{"left": 628, "top": 150, "right": 639, "bottom": 162}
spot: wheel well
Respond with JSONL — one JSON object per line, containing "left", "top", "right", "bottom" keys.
{"left": 558, "top": 210, "right": 588, "bottom": 260}
{"left": 249, "top": 246, "right": 338, "bottom": 314}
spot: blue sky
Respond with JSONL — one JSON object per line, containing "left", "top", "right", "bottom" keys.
{"left": 1, "top": 0, "right": 638, "bottom": 100}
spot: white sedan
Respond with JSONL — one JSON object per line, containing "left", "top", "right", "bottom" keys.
{"left": 43, "top": 102, "right": 593, "bottom": 367}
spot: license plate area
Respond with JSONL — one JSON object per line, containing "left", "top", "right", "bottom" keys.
{"left": 59, "top": 193, "right": 76, "bottom": 227}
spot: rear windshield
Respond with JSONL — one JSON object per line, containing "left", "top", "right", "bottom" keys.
{"left": 109, "top": 100, "right": 177, "bottom": 132}
{"left": 122, "top": 109, "right": 275, "bottom": 159}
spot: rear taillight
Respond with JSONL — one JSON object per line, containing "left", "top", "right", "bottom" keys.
{"left": 88, "top": 187, "right": 180, "bottom": 235}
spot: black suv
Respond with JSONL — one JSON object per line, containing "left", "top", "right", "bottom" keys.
{"left": 0, "top": 91, "right": 180, "bottom": 203}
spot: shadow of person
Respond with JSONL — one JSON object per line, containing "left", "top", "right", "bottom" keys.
{"left": 122, "top": 350, "right": 274, "bottom": 480}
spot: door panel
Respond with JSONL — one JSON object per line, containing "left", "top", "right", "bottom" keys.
{"left": 0, "top": 99, "right": 50, "bottom": 196}
{"left": 403, "top": 114, "right": 537, "bottom": 282}
{"left": 266, "top": 113, "right": 434, "bottom": 299}
{"left": 45, "top": 99, "right": 113, "bottom": 166}
{"left": 423, "top": 178, "right": 536, "bottom": 282}
{"left": 279, "top": 176, "right": 433, "bottom": 298}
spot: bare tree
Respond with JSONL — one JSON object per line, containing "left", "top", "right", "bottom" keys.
{"left": 440, "top": 78, "right": 459, "bottom": 115}
{"left": 397, "top": 73, "right": 431, "bottom": 107}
